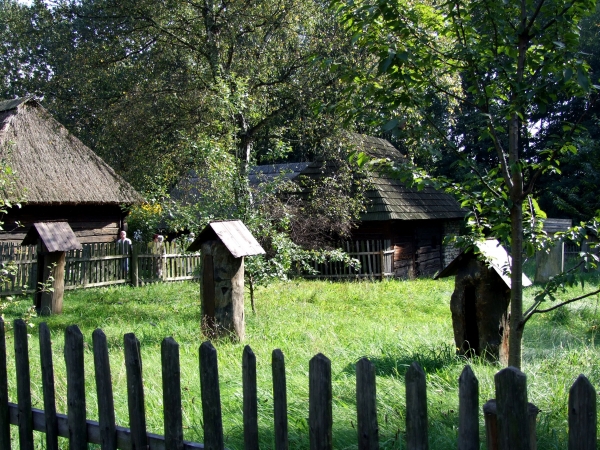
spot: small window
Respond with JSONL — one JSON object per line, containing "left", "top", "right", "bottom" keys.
{"left": 432, "top": 236, "right": 438, "bottom": 249}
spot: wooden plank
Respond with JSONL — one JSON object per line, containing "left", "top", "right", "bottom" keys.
{"left": 92, "top": 329, "right": 117, "bottom": 450}
{"left": 124, "top": 333, "right": 148, "bottom": 450}
{"left": 309, "top": 353, "right": 332, "bottom": 450}
{"left": 568, "top": 374, "right": 596, "bottom": 450}
{"left": 458, "top": 365, "right": 478, "bottom": 450}
{"left": 8, "top": 404, "right": 206, "bottom": 449}
{"left": 272, "top": 349, "right": 288, "bottom": 450}
{"left": 162, "top": 337, "right": 184, "bottom": 450}
{"left": 356, "top": 357, "right": 378, "bottom": 450}
{"left": 483, "top": 400, "right": 498, "bottom": 450}
{"left": 0, "top": 318, "right": 10, "bottom": 449}
{"left": 14, "top": 319, "right": 34, "bottom": 450}
{"left": 199, "top": 341, "right": 224, "bottom": 450}
{"left": 406, "top": 362, "right": 428, "bottom": 450}
{"left": 64, "top": 325, "right": 88, "bottom": 449}
{"left": 243, "top": 345, "right": 259, "bottom": 450}
{"left": 495, "top": 367, "right": 529, "bottom": 450}
{"left": 39, "top": 323, "right": 59, "bottom": 450}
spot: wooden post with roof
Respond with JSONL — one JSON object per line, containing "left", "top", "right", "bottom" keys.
{"left": 187, "top": 220, "right": 265, "bottom": 340}
{"left": 435, "top": 239, "right": 532, "bottom": 363}
{"left": 22, "top": 221, "right": 82, "bottom": 315}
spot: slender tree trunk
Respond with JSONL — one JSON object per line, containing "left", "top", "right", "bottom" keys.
{"left": 508, "top": 199, "right": 524, "bottom": 369}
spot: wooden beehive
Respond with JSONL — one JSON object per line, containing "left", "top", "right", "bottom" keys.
{"left": 436, "top": 239, "right": 532, "bottom": 362}
{"left": 22, "top": 221, "right": 82, "bottom": 315}
{"left": 188, "top": 220, "right": 265, "bottom": 340}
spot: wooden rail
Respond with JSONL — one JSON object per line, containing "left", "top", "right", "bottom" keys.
{"left": 0, "top": 242, "right": 201, "bottom": 296}
{"left": 305, "top": 240, "right": 394, "bottom": 280}
{"left": 1, "top": 318, "right": 596, "bottom": 449}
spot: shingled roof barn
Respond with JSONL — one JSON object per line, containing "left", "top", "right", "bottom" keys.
{"left": 299, "top": 134, "right": 465, "bottom": 277}
{"left": 0, "top": 97, "right": 142, "bottom": 243}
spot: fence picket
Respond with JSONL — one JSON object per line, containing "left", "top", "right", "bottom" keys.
{"left": 162, "top": 337, "right": 184, "bottom": 450}
{"left": 272, "top": 349, "right": 289, "bottom": 450}
{"left": 406, "top": 361, "right": 428, "bottom": 450}
{"left": 124, "top": 333, "right": 148, "bottom": 450}
{"left": 356, "top": 357, "right": 378, "bottom": 450}
{"left": 243, "top": 345, "right": 259, "bottom": 450}
{"left": 568, "top": 374, "right": 596, "bottom": 450}
{"left": 92, "top": 329, "right": 117, "bottom": 450}
{"left": 64, "top": 325, "right": 87, "bottom": 449}
{"left": 0, "top": 318, "right": 8, "bottom": 450}
{"left": 495, "top": 367, "right": 529, "bottom": 450}
{"left": 39, "top": 323, "right": 59, "bottom": 450}
{"left": 309, "top": 353, "right": 332, "bottom": 450}
{"left": 14, "top": 319, "right": 34, "bottom": 450}
{"left": 458, "top": 365, "right": 478, "bottom": 450}
{"left": 200, "top": 341, "right": 224, "bottom": 450}
{"left": 0, "top": 319, "right": 590, "bottom": 450}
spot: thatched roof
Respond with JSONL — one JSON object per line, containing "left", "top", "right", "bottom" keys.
{"left": 0, "top": 97, "right": 142, "bottom": 205}
{"left": 300, "top": 133, "right": 465, "bottom": 222}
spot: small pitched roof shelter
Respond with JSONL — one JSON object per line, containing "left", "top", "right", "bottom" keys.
{"left": 0, "top": 97, "right": 142, "bottom": 205}
{"left": 22, "top": 221, "right": 82, "bottom": 252}
{"left": 436, "top": 239, "right": 532, "bottom": 287}
{"left": 188, "top": 220, "right": 265, "bottom": 258}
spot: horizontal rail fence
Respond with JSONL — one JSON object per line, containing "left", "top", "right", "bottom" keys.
{"left": 132, "top": 242, "right": 202, "bottom": 286}
{"left": 0, "top": 242, "right": 201, "bottom": 296}
{"left": 306, "top": 239, "right": 394, "bottom": 279}
{"left": 0, "top": 318, "right": 596, "bottom": 450}
{"left": 564, "top": 239, "right": 600, "bottom": 271}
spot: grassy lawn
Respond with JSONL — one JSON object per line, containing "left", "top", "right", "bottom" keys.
{"left": 2, "top": 275, "right": 599, "bottom": 449}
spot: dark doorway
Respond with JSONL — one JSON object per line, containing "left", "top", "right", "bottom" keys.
{"left": 464, "top": 285, "right": 479, "bottom": 355}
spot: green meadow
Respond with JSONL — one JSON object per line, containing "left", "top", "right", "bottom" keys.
{"left": 2, "top": 275, "right": 599, "bottom": 449}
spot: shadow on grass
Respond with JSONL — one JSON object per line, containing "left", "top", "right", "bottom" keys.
{"left": 342, "top": 343, "right": 463, "bottom": 379}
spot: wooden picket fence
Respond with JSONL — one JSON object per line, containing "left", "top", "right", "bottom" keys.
{"left": 1, "top": 319, "right": 596, "bottom": 450}
{"left": 306, "top": 240, "right": 394, "bottom": 280}
{"left": 0, "top": 242, "right": 202, "bottom": 296}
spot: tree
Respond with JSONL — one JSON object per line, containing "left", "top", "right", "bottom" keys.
{"left": 334, "top": 0, "right": 599, "bottom": 368}
{"left": 0, "top": 0, "right": 361, "bottom": 197}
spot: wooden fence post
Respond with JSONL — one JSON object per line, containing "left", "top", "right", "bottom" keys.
{"left": 272, "top": 349, "right": 289, "bottom": 450}
{"left": 14, "top": 319, "right": 33, "bottom": 450}
{"left": 200, "top": 341, "right": 224, "bottom": 450}
{"left": 243, "top": 345, "right": 259, "bottom": 450}
{"left": 309, "top": 353, "right": 332, "bottom": 450}
{"left": 458, "top": 365, "right": 478, "bottom": 450}
{"left": 131, "top": 244, "right": 139, "bottom": 287}
{"left": 124, "top": 333, "right": 148, "bottom": 450}
{"left": 39, "top": 323, "right": 59, "bottom": 450}
{"left": 495, "top": 367, "right": 529, "bottom": 450}
{"left": 92, "top": 328, "right": 117, "bottom": 450}
{"left": 0, "top": 318, "right": 9, "bottom": 449}
{"left": 568, "top": 374, "right": 596, "bottom": 450}
{"left": 356, "top": 357, "right": 378, "bottom": 450}
{"left": 406, "top": 361, "right": 428, "bottom": 450}
{"left": 162, "top": 337, "right": 184, "bottom": 450}
{"left": 64, "top": 325, "right": 87, "bottom": 450}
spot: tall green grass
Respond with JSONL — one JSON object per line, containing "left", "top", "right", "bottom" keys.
{"left": 2, "top": 275, "right": 599, "bottom": 449}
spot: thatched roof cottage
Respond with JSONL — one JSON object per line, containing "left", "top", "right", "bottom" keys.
{"left": 0, "top": 97, "right": 142, "bottom": 243}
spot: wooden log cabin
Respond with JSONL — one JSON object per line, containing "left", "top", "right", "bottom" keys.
{"left": 0, "top": 97, "right": 142, "bottom": 243}
{"left": 299, "top": 134, "right": 465, "bottom": 278}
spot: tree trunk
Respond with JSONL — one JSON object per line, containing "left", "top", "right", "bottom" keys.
{"left": 508, "top": 200, "right": 524, "bottom": 369}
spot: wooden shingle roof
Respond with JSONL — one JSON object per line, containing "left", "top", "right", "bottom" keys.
{"left": 188, "top": 220, "right": 265, "bottom": 258}
{"left": 299, "top": 133, "right": 465, "bottom": 222}
{"left": 21, "top": 221, "right": 82, "bottom": 252}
